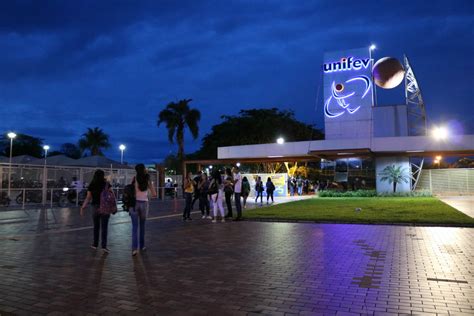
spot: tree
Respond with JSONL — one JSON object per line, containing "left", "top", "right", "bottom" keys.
{"left": 379, "top": 165, "right": 409, "bottom": 193}
{"left": 60, "top": 143, "right": 82, "bottom": 159}
{"left": 163, "top": 154, "right": 180, "bottom": 175}
{"left": 157, "top": 99, "right": 201, "bottom": 173}
{"left": 0, "top": 133, "right": 44, "bottom": 158}
{"left": 190, "top": 108, "right": 323, "bottom": 160}
{"left": 78, "top": 127, "right": 110, "bottom": 156}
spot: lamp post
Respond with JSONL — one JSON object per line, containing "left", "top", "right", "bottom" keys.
{"left": 277, "top": 137, "right": 285, "bottom": 145}
{"left": 7, "top": 132, "right": 16, "bottom": 197}
{"left": 43, "top": 145, "right": 50, "bottom": 164}
{"left": 369, "top": 44, "right": 377, "bottom": 107}
{"left": 119, "top": 144, "right": 126, "bottom": 164}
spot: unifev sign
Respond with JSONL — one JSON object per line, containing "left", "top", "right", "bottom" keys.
{"left": 323, "top": 48, "right": 374, "bottom": 140}
{"left": 323, "top": 57, "right": 371, "bottom": 73}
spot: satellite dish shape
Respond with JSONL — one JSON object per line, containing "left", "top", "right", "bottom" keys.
{"left": 372, "top": 57, "right": 405, "bottom": 89}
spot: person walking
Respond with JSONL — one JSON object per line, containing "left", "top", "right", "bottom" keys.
{"left": 241, "top": 176, "right": 250, "bottom": 209}
{"left": 223, "top": 168, "right": 234, "bottom": 218}
{"left": 288, "top": 177, "right": 295, "bottom": 196}
{"left": 232, "top": 166, "right": 242, "bottom": 221}
{"left": 209, "top": 169, "right": 225, "bottom": 222}
{"left": 129, "top": 164, "right": 157, "bottom": 256}
{"left": 297, "top": 177, "right": 303, "bottom": 196}
{"left": 266, "top": 177, "right": 275, "bottom": 204}
{"left": 255, "top": 176, "right": 264, "bottom": 205}
{"left": 198, "top": 173, "right": 211, "bottom": 219}
{"left": 80, "top": 169, "right": 115, "bottom": 254}
{"left": 183, "top": 171, "right": 195, "bottom": 221}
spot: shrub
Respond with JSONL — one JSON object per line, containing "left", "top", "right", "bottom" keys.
{"left": 317, "top": 189, "right": 432, "bottom": 198}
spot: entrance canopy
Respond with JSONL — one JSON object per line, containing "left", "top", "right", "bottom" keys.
{"left": 217, "top": 135, "right": 474, "bottom": 160}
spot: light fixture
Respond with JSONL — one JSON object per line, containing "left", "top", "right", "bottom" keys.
{"left": 435, "top": 155, "right": 442, "bottom": 161}
{"left": 276, "top": 137, "right": 284, "bottom": 144}
{"left": 432, "top": 126, "right": 448, "bottom": 141}
{"left": 119, "top": 144, "right": 126, "bottom": 164}
{"left": 236, "top": 162, "right": 241, "bottom": 167}
{"left": 7, "top": 132, "right": 16, "bottom": 139}
{"left": 369, "top": 44, "right": 376, "bottom": 51}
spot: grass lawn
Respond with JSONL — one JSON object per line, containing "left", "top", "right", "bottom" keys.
{"left": 244, "top": 197, "right": 474, "bottom": 226}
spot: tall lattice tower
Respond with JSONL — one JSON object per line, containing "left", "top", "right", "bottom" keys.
{"left": 404, "top": 55, "right": 427, "bottom": 136}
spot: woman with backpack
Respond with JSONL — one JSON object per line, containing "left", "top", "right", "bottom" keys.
{"left": 80, "top": 169, "right": 116, "bottom": 254}
{"left": 255, "top": 176, "right": 264, "bottom": 205}
{"left": 130, "top": 164, "right": 157, "bottom": 256}
{"left": 209, "top": 169, "right": 225, "bottom": 223}
{"left": 223, "top": 168, "right": 234, "bottom": 218}
{"left": 266, "top": 177, "right": 275, "bottom": 204}
{"left": 241, "top": 176, "right": 251, "bottom": 209}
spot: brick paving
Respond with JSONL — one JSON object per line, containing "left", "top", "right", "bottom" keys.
{"left": 0, "top": 200, "right": 473, "bottom": 315}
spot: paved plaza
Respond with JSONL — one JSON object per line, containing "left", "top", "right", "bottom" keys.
{"left": 0, "top": 200, "right": 473, "bottom": 315}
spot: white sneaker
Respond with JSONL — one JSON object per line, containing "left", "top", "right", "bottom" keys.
{"left": 212, "top": 219, "right": 217, "bottom": 223}
{"left": 221, "top": 218, "right": 225, "bottom": 223}
{"left": 201, "top": 215, "right": 206, "bottom": 219}
{"left": 207, "top": 216, "right": 212, "bottom": 219}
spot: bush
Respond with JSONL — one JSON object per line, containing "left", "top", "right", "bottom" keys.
{"left": 317, "top": 189, "right": 432, "bottom": 198}
{"left": 318, "top": 190, "right": 377, "bottom": 197}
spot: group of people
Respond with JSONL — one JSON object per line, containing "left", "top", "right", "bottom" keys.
{"left": 182, "top": 168, "right": 278, "bottom": 222}
{"left": 80, "top": 163, "right": 156, "bottom": 256}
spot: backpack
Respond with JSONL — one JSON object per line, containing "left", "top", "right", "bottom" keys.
{"left": 99, "top": 184, "right": 117, "bottom": 215}
{"left": 208, "top": 180, "right": 218, "bottom": 195}
{"left": 122, "top": 182, "right": 136, "bottom": 211}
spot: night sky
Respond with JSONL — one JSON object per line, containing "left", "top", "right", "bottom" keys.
{"left": 1, "top": 1, "right": 473, "bottom": 163}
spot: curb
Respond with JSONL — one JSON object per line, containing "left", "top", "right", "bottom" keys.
{"left": 241, "top": 218, "right": 474, "bottom": 228}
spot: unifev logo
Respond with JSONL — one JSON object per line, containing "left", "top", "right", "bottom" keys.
{"left": 323, "top": 57, "right": 371, "bottom": 73}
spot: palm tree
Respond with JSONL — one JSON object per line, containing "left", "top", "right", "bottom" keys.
{"left": 379, "top": 164, "right": 409, "bottom": 193}
{"left": 157, "top": 99, "right": 200, "bottom": 173}
{"left": 78, "top": 127, "right": 111, "bottom": 156}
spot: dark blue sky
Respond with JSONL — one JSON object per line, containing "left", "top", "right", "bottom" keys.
{"left": 1, "top": 1, "right": 473, "bottom": 163}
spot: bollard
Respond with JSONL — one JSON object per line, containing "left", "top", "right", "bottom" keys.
{"left": 50, "top": 189, "right": 53, "bottom": 208}
{"left": 22, "top": 189, "right": 26, "bottom": 209}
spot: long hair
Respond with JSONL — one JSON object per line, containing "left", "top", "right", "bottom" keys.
{"left": 90, "top": 169, "right": 105, "bottom": 188}
{"left": 225, "top": 168, "right": 232, "bottom": 177}
{"left": 135, "top": 163, "right": 149, "bottom": 191}
{"left": 211, "top": 169, "right": 222, "bottom": 184}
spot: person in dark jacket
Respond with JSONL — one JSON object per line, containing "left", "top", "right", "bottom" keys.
{"left": 266, "top": 177, "right": 275, "bottom": 204}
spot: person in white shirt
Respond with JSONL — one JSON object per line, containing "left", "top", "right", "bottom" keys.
{"left": 232, "top": 166, "right": 242, "bottom": 221}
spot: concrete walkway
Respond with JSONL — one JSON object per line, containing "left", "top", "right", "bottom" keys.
{"left": 439, "top": 196, "right": 474, "bottom": 218}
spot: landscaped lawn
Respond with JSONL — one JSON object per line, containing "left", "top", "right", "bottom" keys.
{"left": 244, "top": 197, "right": 474, "bottom": 226}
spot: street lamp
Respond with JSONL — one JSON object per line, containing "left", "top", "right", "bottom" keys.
{"left": 277, "top": 137, "right": 285, "bottom": 145}
{"left": 7, "top": 132, "right": 17, "bottom": 197}
{"left": 43, "top": 145, "right": 50, "bottom": 158}
{"left": 432, "top": 126, "right": 449, "bottom": 141}
{"left": 119, "top": 144, "right": 126, "bottom": 164}
{"left": 369, "top": 44, "right": 376, "bottom": 51}
{"left": 369, "top": 44, "right": 377, "bottom": 106}
{"left": 236, "top": 162, "right": 241, "bottom": 167}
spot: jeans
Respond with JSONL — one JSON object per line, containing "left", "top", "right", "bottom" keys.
{"left": 224, "top": 191, "right": 233, "bottom": 217}
{"left": 183, "top": 192, "right": 193, "bottom": 219}
{"left": 255, "top": 191, "right": 263, "bottom": 203}
{"left": 92, "top": 206, "right": 110, "bottom": 248}
{"left": 211, "top": 190, "right": 225, "bottom": 218}
{"left": 130, "top": 201, "right": 148, "bottom": 250}
{"left": 290, "top": 186, "right": 294, "bottom": 196}
{"left": 266, "top": 191, "right": 274, "bottom": 202}
{"left": 234, "top": 192, "right": 242, "bottom": 218}
{"left": 298, "top": 186, "right": 303, "bottom": 195}
{"left": 199, "top": 194, "right": 210, "bottom": 216}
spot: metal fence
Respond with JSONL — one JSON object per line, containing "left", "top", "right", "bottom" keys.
{"left": 416, "top": 168, "right": 474, "bottom": 195}
{"left": 0, "top": 163, "right": 160, "bottom": 208}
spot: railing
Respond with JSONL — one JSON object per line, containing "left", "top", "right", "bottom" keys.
{"left": 0, "top": 185, "right": 185, "bottom": 210}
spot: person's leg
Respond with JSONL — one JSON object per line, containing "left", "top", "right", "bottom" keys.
{"left": 138, "top": 202, "right": 146, "bottom": 250}
{"left": 211, "top": 194, "right": 218, "bottom": 221}
{"left": 259, "top": 192, "right": 263, "bottom": 203}
{"left": 205, "top": 197, "right": 210, "bottom": 216}
{"left": 266, "top": 192, "right": 269, "bottom": 204}
{"left": 92, "top": 208, "right": 100, "bottom": 247}
{"left": 101, "top": 214, "right": 110, "bottom": 249}
{"left": 271, "top": 192, "right": 274, "bottom": 202}
{"left": 243, "top": 195, "right": 247, "bottom": 208}
{"left": 130, "top": 207, "right": 139, "bottom": 250}
{"left": 217, "top": 192, "right": 225, "bottom": 219}
{"left": 234, "top": 193, "right": 241, "bottom": 218}
{"left": 183, "top": 193, "right": 191, "bottom": 219}
{"left": 199, "top": 195, "right": 205, "bottom": 216}
{"left": 225, "top": 192, "right": 233, "bottom": 217}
